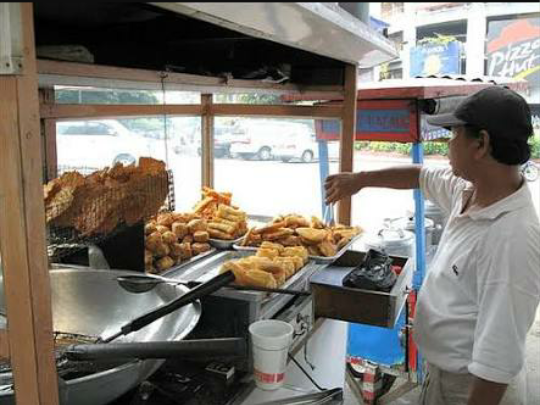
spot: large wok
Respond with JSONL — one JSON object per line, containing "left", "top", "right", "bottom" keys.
{"left": 0, "top": 267, "right": 202, "bottom": 405}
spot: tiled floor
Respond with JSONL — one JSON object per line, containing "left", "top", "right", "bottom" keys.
{"left": 342, "top": 307, "right": 540, "bottom": 405}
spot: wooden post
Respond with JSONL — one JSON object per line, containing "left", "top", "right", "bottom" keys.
{"left": 0, "top": 4, "right": 60, "bottom": 405}
{"left": 201, "top": 94, "right": 214, "bottom": 188}
{"left": 39, "top": 88, "right": 57, "bottom": 182}
{"left": 338, "top": 64, "right": 358, "bottom": 225}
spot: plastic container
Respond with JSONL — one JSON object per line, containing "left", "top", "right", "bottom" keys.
{"left": 249, "top": 320, "right": 294, "bottom": 390}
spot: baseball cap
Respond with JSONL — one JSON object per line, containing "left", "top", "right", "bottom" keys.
{"left": 426, "top": 86, "right": 533, "bottom": 139}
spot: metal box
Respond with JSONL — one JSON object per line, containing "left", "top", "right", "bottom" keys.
{"left": 310, "top": 250, "right": 412, "bottom": 328}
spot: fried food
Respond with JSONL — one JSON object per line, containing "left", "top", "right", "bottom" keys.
{"left": 156, "top": 256, "right": 174, "bottom": 272}
{"left": 172, "top": 222, "right": 188, "bottom": 239}
{"left": 188, "top": 219, "right": 207, "bottom": 233}
{"left": 253, "top": 221, "right": 286, "bottom": 235}
{"left": 44, "top": 158, "right": 168, "bottom": 236}
{"left": 191, "top": 189, "right": 247, "bottom": 240}
{"left": 182, "top": 235, "right": 194, "bottom": 244}
{"left": 193, "top": 231, "right": 209, "bottom": 243}
{"left": 208, "top": 222, "right": 236, "bottom": 234}
{"left": 262, "top": 228, "right": 294, "bottom": 241}
{"left": 155, "top": 225, "right": 170, "bottom": 234}
{"left": 280, "top": 235, "right": 301, "bottom": 246}
{"left": 144, "top": 222, "right": 157, "bottom": 235}
{"left": 154, "top": 242, "right": 170, "bottom": 258}
{"left": 157, "top": 212, "right": 175, "bottom": 227}
{"left": 162, "top": 231, "right": 177, "bottom": 245}
{"left": 256, "top": 248, "right": 280, "bottom": 260}
{"left": 192, "top": 242, "right": 211, "bottom": 255}
{"left": 296, "top": 228, "right": 328, "bottom": 244}
{"left": 208, "top": 229, "right": 234, "bottom": 240}
{"left": 260, "top": 241, "right": 284, "bottom": 253}
{"left": 318, "top": 240, "right": 337, "bottom": 257}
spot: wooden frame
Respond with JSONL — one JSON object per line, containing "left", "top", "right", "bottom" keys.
{"left": 201, "top": 94, "right": 214, "bottom": 188}
{"left": 37, "top": 59, "right": 344, "bottom": 96}
{"left": 0, "top": 4, "right": 59, "bottom": 405}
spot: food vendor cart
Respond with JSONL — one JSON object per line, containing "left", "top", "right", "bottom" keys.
{"left": 284, "top": 76, "right": 529, "bottom": 403}
{"left": 0, "top": 3, "right": 398, "bottom": 405}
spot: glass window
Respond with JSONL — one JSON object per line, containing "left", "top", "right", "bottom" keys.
{"left": 213, "top": 117, "right": 338, "bottom": 220}
{"left": 54, "top": 86, "right": 201, "bottom": 105}
{"left": 55, "top": 116, "right": 202, "bottom": 212}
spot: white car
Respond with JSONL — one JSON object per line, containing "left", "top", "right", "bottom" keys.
{"left": 230, "top": 121, "right": 315, "bottom": 161}
{"left": 272, "top": 132, "right": 340, "bottom": 163}
{"left": 56, "top": 119, "right": 165, "bottom": 169}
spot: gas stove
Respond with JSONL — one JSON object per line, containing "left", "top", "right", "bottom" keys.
{"left": 110, "top": 359, "right": 249, "bottom": 405}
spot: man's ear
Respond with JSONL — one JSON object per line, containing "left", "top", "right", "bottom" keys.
{"left": 475, "top": 130, "right": 491, "bottom": 159}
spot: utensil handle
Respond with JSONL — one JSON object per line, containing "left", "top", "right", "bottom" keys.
{"left": 186, "top": 281, "right": 310, "bottom": 296}
{"left": 228, "top": 285, "right": 311, "bottom": 296}
{"left": 65, "top": 338, "right": 246, "bottom": 361}
{"left": 108, "top": 271, "right": 235, "bottom": 341}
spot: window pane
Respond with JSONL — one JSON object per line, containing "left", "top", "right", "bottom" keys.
{"left": 55, "top": 116, "right": 202, "bottom": 212}
{"left": 54, "top": 86, "right": 201, "bottom": 105}
{"left": 213, "top": 117, "right": 338, "bottom": 220}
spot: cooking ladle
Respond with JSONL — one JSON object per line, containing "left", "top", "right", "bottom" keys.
{"left": 117, "top": 274, "right": 310, "bottom": 296}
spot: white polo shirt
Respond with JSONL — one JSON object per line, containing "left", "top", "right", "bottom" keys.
{"left": 414, "top": 167, "right": 540, "bottom": 384}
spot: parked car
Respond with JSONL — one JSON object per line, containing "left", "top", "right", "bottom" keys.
{"left": 56, "top": 119, "right": 163, "bottom": 168}
{"left": 272, "top": 131, "right": 340, "bottom": 163}
{"left": 187, "top": 122, "right": 246, "bottom": 158}
{"left": 229, "top": 121, "right": 313, "bottom": 161}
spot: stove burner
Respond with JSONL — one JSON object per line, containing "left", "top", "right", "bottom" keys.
{"left": 111, "top": 360, "right": 247, "bottom": 405}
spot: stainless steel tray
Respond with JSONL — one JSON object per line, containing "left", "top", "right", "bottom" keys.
{"left": 233, "top": 233, "right": 364, "bottom": 263}
{"left": 160, "top": 248, "right": 218, "bottom": 276}
{"left": 208, "top": 237, "right": 244, "bottom": 250}
{"left": 164, "top": 250, "right": 321, "bottom": 303}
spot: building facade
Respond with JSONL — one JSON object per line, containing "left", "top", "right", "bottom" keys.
{"left": 371, "top": 2, "right": 540, "bottom": 111}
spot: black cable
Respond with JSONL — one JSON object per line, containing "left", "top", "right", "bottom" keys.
{"left": 287, "top": 353, "right": 325, "bottom": 392}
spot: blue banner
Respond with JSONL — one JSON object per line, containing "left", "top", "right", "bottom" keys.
{"left": 410, "top": 41, "right": 461, "bottom": 77}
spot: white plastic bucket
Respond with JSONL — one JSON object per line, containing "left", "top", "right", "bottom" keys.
{"left": 249, "top": 320, "right": 294, "bottom": 390}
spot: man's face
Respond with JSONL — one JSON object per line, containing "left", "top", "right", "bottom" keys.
{"left": 448, "top": 126, "right": 477, "bottom": 180}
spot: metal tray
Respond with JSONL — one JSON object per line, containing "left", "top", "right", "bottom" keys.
{"left": 159, "top": 247, "right": 218, "bottom": 276}
{"left": 208, "top": 237, "right": 244, "bottom": 250}
{"left": 233, "top": 233, "right": 364, "bottom": 263}
{"left": 164, "top": 250, "right": 321, "bottom": 303}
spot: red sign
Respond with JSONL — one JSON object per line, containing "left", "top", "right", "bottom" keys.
{"left": 487, "top": 18, "right": 540, "bottom": 83}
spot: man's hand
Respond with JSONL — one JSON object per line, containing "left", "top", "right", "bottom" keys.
{"left": 324, "top": 172, "right": 363, "bottom": 204}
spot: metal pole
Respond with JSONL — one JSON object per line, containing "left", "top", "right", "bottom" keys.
{"left": 318, "top": 139, "right": 331, "bottom": 220}
{"left": 411, "top": 142, "right": 425, "bottom": 384}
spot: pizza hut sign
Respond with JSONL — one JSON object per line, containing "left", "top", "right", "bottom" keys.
{"left": 487, "top": 18, "right": 540, "bottom": 81}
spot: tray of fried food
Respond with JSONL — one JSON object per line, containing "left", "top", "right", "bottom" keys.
{"left": 219, "top": 243, "right": 310, "bottom": 293}
{"left": 144, "top": 211, "right": 215, "bottom": 274}
{"left": 192, "top": 187, "right": 248, "bottom": 248}
{"left": 235, "top": 213, "right": 363, "bottom": 262}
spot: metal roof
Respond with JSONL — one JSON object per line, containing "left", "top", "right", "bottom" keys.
{"left": 152, "top": 2, "right": 399, "bottom": 68}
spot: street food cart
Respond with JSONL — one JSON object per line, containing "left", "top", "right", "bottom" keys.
{"left": 0, "top": 3, "right": 399, "bottom": 405}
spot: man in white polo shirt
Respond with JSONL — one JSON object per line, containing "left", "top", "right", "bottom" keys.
{"left": 324, "top": 86, "right": 540, "bottom": 405}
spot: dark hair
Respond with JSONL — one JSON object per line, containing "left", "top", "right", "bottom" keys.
{"left": 464, "top": 125, "right": 531, "bottom": 165}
